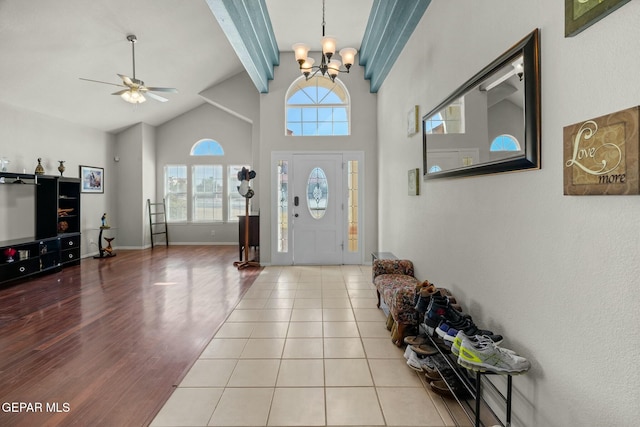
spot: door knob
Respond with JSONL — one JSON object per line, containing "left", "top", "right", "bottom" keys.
{"left": 294, "top": 213, "right": 299, "bottom": 217}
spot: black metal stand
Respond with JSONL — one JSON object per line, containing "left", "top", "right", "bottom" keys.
{"left": 424, "top": 329, "right": 514, "bottom": 427}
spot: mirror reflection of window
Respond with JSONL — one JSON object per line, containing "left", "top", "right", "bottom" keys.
{"left": 425, "top": 98, "right": 465, "bottom": 134}
{"left": 490, "top": 134, "right": 521, "bottom": 152}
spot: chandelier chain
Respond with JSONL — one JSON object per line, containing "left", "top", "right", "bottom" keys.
{"left": 322, "top": 0, "right": 326, "bottom": 37}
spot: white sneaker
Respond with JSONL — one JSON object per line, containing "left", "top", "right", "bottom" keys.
{"left": 457, "top": 338, "right": 530, "bottom": 375}
{"left": 405, "top": 350, "right": 423, "bottom": 372}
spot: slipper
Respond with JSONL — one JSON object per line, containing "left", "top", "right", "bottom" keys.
{"left": 411, "top": 343, "right": 438, "bottom": 356}
{"left": 403, "top": 335, "right": 428, "bottom": 346}
{"left": 424, "top": 365, "right": 441, "bottom": 381}
{"left": 430, "top": 380, "right": 454, "bottom": 398}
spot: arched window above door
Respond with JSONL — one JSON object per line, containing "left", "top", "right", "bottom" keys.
{"left": 285, "top": 75, "right": 350, "bottom": 136}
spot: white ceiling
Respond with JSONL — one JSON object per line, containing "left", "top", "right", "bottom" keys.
{"left": 0, "top": 0, "right": 372, "bottom": 134}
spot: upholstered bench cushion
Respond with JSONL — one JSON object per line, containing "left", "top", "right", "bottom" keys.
{"left": 374, "top": 274, "right": 419, "bottom": 325}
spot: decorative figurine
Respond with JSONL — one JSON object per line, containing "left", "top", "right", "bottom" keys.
{"left": 58, "top": 161, "right": 66, "bottom": 176}
{"left": 4, "top": 247, "right": 16, "bottom": 263}
{"left": 101, "top": 213, "right": 109, "bottom": 228}
{"left": 104, "top": 237, "right": 115, "bottom": 256}
{"left": 35, "top": 158, "right": 45, "bottom": 175}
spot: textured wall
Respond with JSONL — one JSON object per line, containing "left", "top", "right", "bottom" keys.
{"left": 377, "top": 0, "right": 640, "bottom": 425}
{"left": 0, "top": 103, "right": 114, "bottom": 256}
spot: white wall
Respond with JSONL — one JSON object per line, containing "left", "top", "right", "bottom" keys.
{"left": 258, "top": 52, "right": 379, "bottom": 264}
{"left": 155, "top": 101, "right": 253, "bottom": 244}
{"left": 377, "top": 0, "right": 640, "bottom": 426}
{"left": 142, "top": 123, "right": 157, "bottom": 246}
{"left": 114, "top": 124, "right": 145, "bottom": 248}
{"left": 0, "top": 102, "right": 114, "bottom": 256}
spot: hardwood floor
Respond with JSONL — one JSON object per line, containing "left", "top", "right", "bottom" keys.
{"left": 0, "top": 246, "right": 261, "bottom": 427}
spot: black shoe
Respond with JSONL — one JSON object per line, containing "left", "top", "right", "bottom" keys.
{"left": 446, "top": 317, "right": 503, "bottom": 344}
{"left": 425, "top": 297, "right": 467, "bottom": 328}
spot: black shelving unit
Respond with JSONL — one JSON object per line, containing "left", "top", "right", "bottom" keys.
{"left": 57, "top": 178, "right": 81, "bottom": 265}
{"left": 0, "top": 172, "right": 81, "bottom": 285}
{"left": 422, "top": 325, "right": 513, "bottom": 427}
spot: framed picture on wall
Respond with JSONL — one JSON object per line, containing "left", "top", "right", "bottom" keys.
{"left": 79, "top": 165, "right": 104, "bottom": 193}
{"left": 565, "top": 0, "right": 631, "bottom": 37}
{"left": 407, "top": 105, "right": 419, "bottom": 137}
{"left": 408, "top": 168, "right": 420, "bottom": 196}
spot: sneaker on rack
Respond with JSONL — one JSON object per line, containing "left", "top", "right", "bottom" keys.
{"left": 403, "top": 345, "right": 413, "bottom": 360}
{"left": 406, "top": 350, "right": 424, "bottom": 372}
{"left": 452, "top": 331, "right": 515, "bottom": 357}
{"left": 436, "top": 322, "right": 459, "bottom": 342}
{"left": 457, "top": 336, "right": 530, "bottom": 375}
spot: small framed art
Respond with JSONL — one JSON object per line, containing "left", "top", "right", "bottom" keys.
{"left": 407, "top": 105, "right": 419, "bottom": 136}
{"left": 563, "top": 106, "right": 640, "bottom": 195}
{"left": 80, "top": 165, "right": 104, "bottom": 193}
{"left": 565, "top": 0, "right": 631, "bottom": 37}
{"left": 408, "top": 168, "right": 420, "bottom": 196}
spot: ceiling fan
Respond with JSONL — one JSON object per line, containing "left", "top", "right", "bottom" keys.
{"left": 80, "top": 34, "right": 178, "bottom": 104}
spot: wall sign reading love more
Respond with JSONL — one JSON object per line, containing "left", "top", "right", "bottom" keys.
{"left": 563, "top": 106, "right": 640, "bottom": 195}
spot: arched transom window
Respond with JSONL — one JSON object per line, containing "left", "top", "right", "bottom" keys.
{"left": 191, "top": 139, "right": 224, "bottom": 156}
{"left": 490, "top": 134, "right": 521, "bottom": 152}
{"left": 285, "top": 75, "right": 350, "bottom": 136}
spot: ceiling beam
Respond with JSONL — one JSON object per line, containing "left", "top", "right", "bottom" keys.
{"left": 359, "top": 0, "right": 431, "bottom": 93}
{"left": 206, "top": 0, "right": 279, "bottom": 93}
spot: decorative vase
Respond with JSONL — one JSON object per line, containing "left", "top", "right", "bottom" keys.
{"left": 35, "top": 158, "right": 45, "bottom": 175}
{"left": 58, "top": 161, "right": 66, "bottom": 176}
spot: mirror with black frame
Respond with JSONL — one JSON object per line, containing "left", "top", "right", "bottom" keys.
{"left": 423, "top": 29, "right": 540, "bottom": 179}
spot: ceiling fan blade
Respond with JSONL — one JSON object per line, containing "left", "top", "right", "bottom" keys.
{"left": 145, "top": 86, "right": 178, "bottom": 93}
{"left": 117, "top": 74, "right": 134, "bottom": 86}
{"left": 144, "top": 91, "right": 169, "bottom": 102}
{"left": 79, "top": 78, "right": 126, "bottom": 88}
{"left": 111, "top": 89, "right": 129, "bottom": 95}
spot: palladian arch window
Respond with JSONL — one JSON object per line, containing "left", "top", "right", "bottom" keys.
{"left": 490, "top": 134, "right": 521, "bottom": 152}
{"left": 285, "top": 75, "right": 350, "bottom": 136}
{"left": 191, "top": 139, "right": 224, "bottom": 156}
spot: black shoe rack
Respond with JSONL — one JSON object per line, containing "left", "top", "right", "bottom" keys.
{"left": 421, "top": 324, "right": 513, "bottom": 427}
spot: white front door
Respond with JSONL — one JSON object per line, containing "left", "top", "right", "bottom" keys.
{"left": 292, "top": 154, "right": 343, "bottom": 264}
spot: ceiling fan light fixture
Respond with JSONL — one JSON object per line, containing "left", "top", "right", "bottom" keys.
{"left": 80, "top": 34, "right": 176, "bottom": 104}
{"left": 121, "top": 89, "right": 146, "bottom": 104}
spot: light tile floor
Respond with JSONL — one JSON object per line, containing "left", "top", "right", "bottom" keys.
{"left": 151, "top": 265, "right": 457, "bottom": 427}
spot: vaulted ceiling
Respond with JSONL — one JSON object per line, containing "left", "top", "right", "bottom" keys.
{"left": 0, "top": 0, "right": 429, "bottom": 134}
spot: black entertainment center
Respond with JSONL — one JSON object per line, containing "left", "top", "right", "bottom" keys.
{"left": 0, "top": 172, "right": 81, "bottom": 285}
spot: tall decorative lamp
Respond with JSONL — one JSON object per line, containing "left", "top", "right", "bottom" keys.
{"left": 233, "top": 167, "right": 260, "bottom": 270}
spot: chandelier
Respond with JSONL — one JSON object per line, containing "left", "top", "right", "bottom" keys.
{"left": 291, "top": 0, "right": 357, "bottom": 82}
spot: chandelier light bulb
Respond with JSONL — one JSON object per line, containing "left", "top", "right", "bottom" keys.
{"left": 339, "top": 47, "right": 357, "bottom": 69}
{"left": 292, "top": 43, "right": 310, "bottom": 64}
{"left": 327, "top": 60, "right": 341, "bottom": 79}
{"left": 321, "top": 36, "right": 336, "bottom": 58}
{"left": 301, "top": 58, "right": 315, "bottom": 74}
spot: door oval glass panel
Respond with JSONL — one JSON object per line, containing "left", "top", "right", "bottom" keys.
{"left": 307, "top": 167, "right": 328, "bottom": 219}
